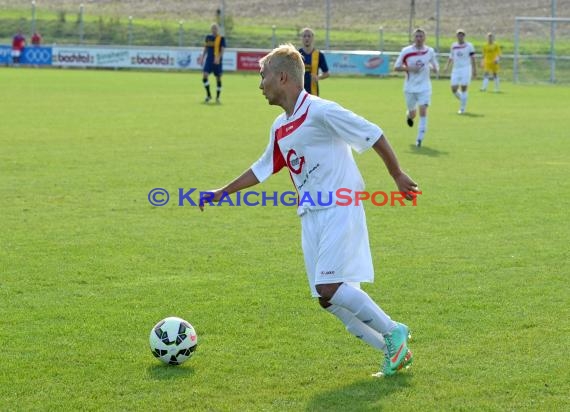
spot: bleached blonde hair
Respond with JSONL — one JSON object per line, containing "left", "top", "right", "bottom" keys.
{"left": 259, "top": 43, "right": 304, "bottom": 87}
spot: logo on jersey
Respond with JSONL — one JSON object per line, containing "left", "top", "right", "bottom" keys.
{"left": 286, "top": 149, "right": 305, "bottom": 175}
{"left": 320, "top": 270, "right": 336, "bottom": 275}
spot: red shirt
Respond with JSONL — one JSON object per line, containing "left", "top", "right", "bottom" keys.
{"left": 32, "top": 33, "right": 42, "bottom": 46}
{"left": 12, "top": 34, "right": 26, "bottom": 51}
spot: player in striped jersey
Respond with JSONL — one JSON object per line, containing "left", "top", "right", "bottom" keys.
{"left": 394, "top": 28, "right": 439, "bottom": 147}
{"left": 445, "top": 29, "right": 477, "bottom": 114}
{"left": 201, "top": 23, "right": 226, "bottom": 104}
{"left": 298, "top": 28, "right": 329, "bottom": 96}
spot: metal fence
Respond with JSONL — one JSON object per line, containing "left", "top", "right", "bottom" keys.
{"left": 1, "top": 0, "right": 570, "bottom": 83}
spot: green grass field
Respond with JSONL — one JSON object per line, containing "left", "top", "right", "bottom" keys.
{"left": 1, "top": 68, "right": 569, "bottom": 411}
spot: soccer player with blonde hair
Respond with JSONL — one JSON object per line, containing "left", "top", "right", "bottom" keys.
{"left": 200, "top": 43, "right": 418, "bottom": 378}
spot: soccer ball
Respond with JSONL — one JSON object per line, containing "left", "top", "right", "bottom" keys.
{"left": 149, "top": 316, "right": 198, "bottom": 365}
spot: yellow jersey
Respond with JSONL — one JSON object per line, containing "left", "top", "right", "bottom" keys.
{"left": 482, "top": 43, "right": 501, "bottom": 71}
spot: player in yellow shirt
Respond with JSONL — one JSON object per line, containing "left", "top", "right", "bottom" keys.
{"left": 480, "top": 32, "right": 501, "bottom": 92}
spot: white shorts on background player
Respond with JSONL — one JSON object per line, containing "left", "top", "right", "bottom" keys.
{"left": 451, "top": 67, "right": 472, "bottom": 86}
{"left": 302, "top": 204, "right": 374, "bottom": 297}
{"left": 405, "top": 90, "right": 431, "bottom": 111}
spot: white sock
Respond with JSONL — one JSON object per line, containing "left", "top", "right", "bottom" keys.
{"left": 454, "top": 91, "right": 461, "bottom": 100}
{"left": 417, "top": 116, "right": 427, "bottom": 142}
{"left": 482, "top": 76, "right": 489, "bottom": 90}
{"left": 327, "top": 304, "right": 387, "bottom": 351}
{"left": 329, "top": 283, "right": 397, "bottom": 335}
{"left": 494, "top": 77, "right": 500, "bottom": 91}
{"left": 460, "top": 91, "right": 468, "bottom": 111}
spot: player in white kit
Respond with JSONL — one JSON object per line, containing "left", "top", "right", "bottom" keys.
{"left": 394, "top": 28, "right": 439, "bottom": 147}
{"left": 445, "top": 29, "right": 477, "bottom": 114}
{"left": 199, "top": 44, "right": 420, "bottom": 377}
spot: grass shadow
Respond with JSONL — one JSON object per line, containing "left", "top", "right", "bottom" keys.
{"left": 305, "top": 373, "right": 413, "bottom": 412}
{"left": 458, "top": 112, "right": 485, "bottom": 118}
{"left": 407, "top": 144, "right": 449, "bottom": 157}
{"left": 146, "top": 363, "right": 196, "bottom": 380}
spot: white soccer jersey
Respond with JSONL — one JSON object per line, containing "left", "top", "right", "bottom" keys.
{"left": 449, "top": 41, "right": 475, "bottom": 70}
{"left": 251, "top": 91, "right": 382, "bottom": 215}
{"left": 394, "top": 45, "right": 438, "bottom": 93}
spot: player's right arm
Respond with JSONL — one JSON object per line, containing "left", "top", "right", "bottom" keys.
{"left": 430, "top": 49, "right": 439, "bottom": 73}
{"left": 394, "top": 50, "right": 417, "bottom": 73}
{"left": 200, "top": 36, "right": 209, "bottom": 65}
{"left": 495, "top": 44, "right": 501, "bottom": 64}
{"left": 200, "top": 125, "right": 282, "bottom": 211}
{"left": 394, "top": 50, "right": 409, "bottom": 72}
{"left": 395, "top": 65, "right": 416, "bottom": 73}
{"left": 393, "top": 50, "right": 406, "bottom": 72}
{"left": 199, "top": 169, "right": 260, "bottom": 211}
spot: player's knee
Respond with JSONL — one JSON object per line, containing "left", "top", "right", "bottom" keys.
{"left": 318, "top": 297, "right": 331, "bottom": 309}
{"left": 315, "top": 283, "right": 342, "bottom": 301}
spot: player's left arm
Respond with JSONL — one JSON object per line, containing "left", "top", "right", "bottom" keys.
{"left": 215, "top": 38, "right": 226, "bottom": 65}
{"left": 372, "top": 136, "right": 419, "bottom": 200}
{"left": 470, "top": 47, "right": 477, "bottom": 78}
{"left": 318, "top": 52, "right": 330, "bottom": 81}
{"left": 430, "top": 49, "right": 439, "bottom": 74}
{"left": 215, "top": 46, "right": 225, "bottom": 65}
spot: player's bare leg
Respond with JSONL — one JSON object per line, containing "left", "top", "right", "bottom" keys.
{"left": 406, "top": 108, "right": 416, "bottom": 127}
{"left": 451, "top": 85, "right": 461, "bottom": 100}
{"left": 202, "top": 73, "right": 212, "bottom": 103}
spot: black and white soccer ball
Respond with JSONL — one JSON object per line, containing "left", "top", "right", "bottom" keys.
{"left": 149, "top": 316, "right": 198, "bottom": 365}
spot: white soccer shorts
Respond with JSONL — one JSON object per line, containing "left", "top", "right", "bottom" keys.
{"left": 301, "top": 204, "right": 374, "bottom": 297}
{"left": 405, "top": 90, "right": 431, "bottom": 111}
{"left": 451, "top": 67, "right": 472, "bottom": 86}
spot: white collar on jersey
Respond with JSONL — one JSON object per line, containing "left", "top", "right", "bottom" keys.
{"left": 287, "top": 90, "right": 310, "bottom": 120}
